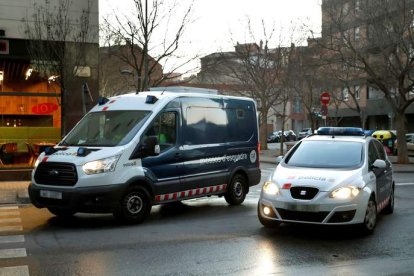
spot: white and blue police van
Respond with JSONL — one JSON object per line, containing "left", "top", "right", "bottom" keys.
{"left": 29, "top": 87, "right": 261, "bottom": 223}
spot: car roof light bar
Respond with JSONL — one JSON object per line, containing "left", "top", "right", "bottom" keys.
{"left": 317, "top": 127, "right": 365, "bottom": 136}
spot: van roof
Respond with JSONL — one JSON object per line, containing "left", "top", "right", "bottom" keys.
{"left": 90, "top": 89, "right": 256, "bottom": 113}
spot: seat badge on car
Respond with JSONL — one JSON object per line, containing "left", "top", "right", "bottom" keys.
{"left": 300, "top": 190, "right": 307, "bottom": 196}
{"left": 49, "top": 170, "right": 59, "bottom": 176}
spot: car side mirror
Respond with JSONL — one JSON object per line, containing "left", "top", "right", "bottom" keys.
{"left": 275, "top": 156, "right": 283, "bottom": 163}
{"left": 372, "top": 159, "right": 386, "bottom": 170}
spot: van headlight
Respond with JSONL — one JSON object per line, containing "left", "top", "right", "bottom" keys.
{"left": 82, "top": 155, "right": 121, "bottom": 175}
{"left": 263, "top": 181, "right": 280, "bottom": 195}
{"left": 330, "top": 186, "right": 360, "bottom": 199}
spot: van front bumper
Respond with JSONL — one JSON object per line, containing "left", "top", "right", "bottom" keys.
{"left": 28, "top": 183, "right": 128, "bottom": 213}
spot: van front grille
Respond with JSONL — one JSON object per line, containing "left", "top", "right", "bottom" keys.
{"left": 34, "top": 162, "right": 78, "bottom": 186}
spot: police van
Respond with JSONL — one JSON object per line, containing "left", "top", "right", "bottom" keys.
{"left": 29, "top": 87, "right": 261, "bottom": 223}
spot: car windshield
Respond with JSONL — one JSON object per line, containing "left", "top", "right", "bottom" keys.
{"left": 62, "top": 110, "right": 151, "bottom": 147}
{"left": 285, "top": 140, "right": 363, "bottom": 168}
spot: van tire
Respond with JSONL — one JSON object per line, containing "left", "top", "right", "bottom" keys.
{"left": 114, "top": 186, "right": 152, "bottom": 224}
{"left": 225, "top": 174, "right": 247, "bottom": 205}
{"left": 48, "top": 207, "right": 76, "bottom": 218}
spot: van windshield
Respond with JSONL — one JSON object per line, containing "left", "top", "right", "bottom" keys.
{"left": 61, "top": 110, "right": 151, "bottom": 147}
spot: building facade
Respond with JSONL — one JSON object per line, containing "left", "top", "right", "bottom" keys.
{"left": 0, "top": 0, "right": 99, "bottom": 177}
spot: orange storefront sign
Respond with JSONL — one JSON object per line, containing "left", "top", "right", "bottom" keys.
{"left": 31, "top": 103, "right": 59, "bottom": 114}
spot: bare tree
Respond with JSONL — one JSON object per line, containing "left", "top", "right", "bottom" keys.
{"left": 23, "top": 0, "right": 94, "bottom": 135}
{"left": 101, "top": 0, "right": 197, "bottom": 93}
{"left": 316, "top": 0, "right": 414, "bottom": 163}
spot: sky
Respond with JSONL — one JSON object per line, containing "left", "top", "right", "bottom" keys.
{"left": 100, "top": 0, "right": 322, "bottom": 74}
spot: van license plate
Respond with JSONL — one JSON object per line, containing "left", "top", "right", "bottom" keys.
{"left": 40, "top": 190, "right": 62, "bottom": 199}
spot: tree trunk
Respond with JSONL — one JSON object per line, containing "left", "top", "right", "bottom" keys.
{"left": 259, "top": 110, "right": 268, "bottom": 150}
{"left": 395, "top": 111, "right": 409, "bottom": 164}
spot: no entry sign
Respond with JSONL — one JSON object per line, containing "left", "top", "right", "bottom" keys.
{"left": 320, "top": 91, "right": 331, "bottom": 105}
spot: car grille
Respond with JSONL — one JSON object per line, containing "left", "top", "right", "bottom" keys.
{"left": 290, "top": 186, "right": 319, "bottom": 200}
{"left": 276, "top": 208, "right": 329, "bottom": 223}
{"left": 34, "top": 162, "right": 78, "bottom": 186}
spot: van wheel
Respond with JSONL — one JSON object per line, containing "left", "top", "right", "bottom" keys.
{"left": 383, "top": 185, "right": 394, "bottom": 214}
{"left": 359, "top": 196, "right": 377, "bottom": 235}
{"left": 47, "top": 207, "right": 76, "bottom": 218}
{"left": 225, "top": 174, "right": 247, "bottom": 205}
{"left": 114, "top": 186, "right": 152, "bottom": 224}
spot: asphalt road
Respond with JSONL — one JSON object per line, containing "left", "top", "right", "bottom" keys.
{"left": 1, "top": 163, "right": 414, "bottom": 276}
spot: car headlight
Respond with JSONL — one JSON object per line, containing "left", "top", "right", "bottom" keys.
{"left": 263, "top": 181, "right": 280, "bottom": 195}
{"left": 82, "top": 155, "right": 121, "bottom": 175}
{"left": 330, "top": 186, "right": 360, "bottom": 199}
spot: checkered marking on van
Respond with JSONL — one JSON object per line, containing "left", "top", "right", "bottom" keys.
{"left": 155, "top": 184, "right": 227, "bottom": 202}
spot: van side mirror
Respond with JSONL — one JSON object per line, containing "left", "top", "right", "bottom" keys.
{"left": 275, "top": 156, "right": 283, "bottom": 163}
{"left": 131, "top": 136, "right": 160, "bottom": 159}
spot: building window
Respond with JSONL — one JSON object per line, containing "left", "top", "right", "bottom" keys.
{"left": 354, "top": 85, "right": 360, "bottom": 99}
{"left": 355, "top": 0, "right": 360, "bottom": 11}
{"left": 342, "top": 87, "right": 349, "bottom": 101}
{"left": 355, "top": 27, "right": 360, "bottom": 41}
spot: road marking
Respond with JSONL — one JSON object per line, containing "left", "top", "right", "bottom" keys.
{"left": 0, "top": 206, "right": 19, "bottom": 210}
{"left": 0, "top": 266, "right": 29, "bottom": 276}
{"left": 0, "top": 218, "right": 22, "bottom": 224}
{"left": 0, "top": 211, "right": 20, "bottom": 217}
{"left": 0, "top": 225, "right": 23, "bottom": 232}
{"left": 396, "top": 183, "right": 414, "bottom": 186}
{"left": 0, "top": 235, "right": 25, "bottom": 244}
{"left": 0, "top": 248, "right": 27, "bottom": 259}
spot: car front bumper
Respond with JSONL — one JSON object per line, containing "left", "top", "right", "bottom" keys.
{"left": 258, "top": 189, "right": 370, "bottom": 225}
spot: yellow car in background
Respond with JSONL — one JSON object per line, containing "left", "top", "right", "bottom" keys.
{"left": 372, "top": 130, "right": 397, "bottom": 155}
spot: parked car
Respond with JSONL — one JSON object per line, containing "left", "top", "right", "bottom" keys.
{"left": 284, "top": 130, "right": 297, "bottom": 141}
{"left": 267, "top": 132, "right": 280, "bottom": 143}
{"left": 297, "top": 128, "right": 312, "bottom": 140}
{"left": 393, "top": 133, "right": 414, "bottom": 156}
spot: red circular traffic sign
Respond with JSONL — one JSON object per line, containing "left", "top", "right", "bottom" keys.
{"left": 31, "top": 103, "right": 59, "bottom": 114}
{"left": 320, "top": 91, "right": 331, "bottom": 105}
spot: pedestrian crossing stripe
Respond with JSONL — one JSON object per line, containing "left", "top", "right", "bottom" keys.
{"left": 0, "top": 266, "right": 29, "bottom": 276}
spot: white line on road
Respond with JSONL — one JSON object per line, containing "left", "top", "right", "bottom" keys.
{"left": 0, "top": 235, "right": 25, "bottom": 244}
{"left": 0, "top": 211, "right": 20, "bottom": 217}
{"left": 0, "top": 225, "right": 23, "bottom": 232}
{"left": 0, "top": 206, "right": 18, "bottom": 210}
{"left": 396, "top": 183, "right": 414, "bottom": 186}
{"left": 0, "top": 248, "right": 27, "bottom": 259}
{"left": 0, "top": 266, "right": 29, "bottom": 276}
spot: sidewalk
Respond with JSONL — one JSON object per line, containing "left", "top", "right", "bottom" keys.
{"left": 1, "top": 148, "right": 412, "bottom": 205}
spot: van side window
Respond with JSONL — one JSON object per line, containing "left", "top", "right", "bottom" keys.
{"left": 144, "top": 112, "right": 177, "bottom": 152}
{"left": 184, "top": 107, "right": 254, "bottom": 145}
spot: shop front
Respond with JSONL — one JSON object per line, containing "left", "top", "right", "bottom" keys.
{"left": 0, "top": 59, "right": 61, "bottom": 177}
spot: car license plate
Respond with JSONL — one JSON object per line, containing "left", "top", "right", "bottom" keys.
{"left": 40, "top": 190, "right": 62, "bottom": 199}
{"left": 286, "top": 204, "right": 319, "bottom": 212}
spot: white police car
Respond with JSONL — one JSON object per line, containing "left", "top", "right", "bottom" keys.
{"left": 258, "top": 127, "right": 394, "bottom": 234}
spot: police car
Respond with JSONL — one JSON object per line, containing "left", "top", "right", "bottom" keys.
{"left": 258, "top": 127, "right": 394, "bottom": 234}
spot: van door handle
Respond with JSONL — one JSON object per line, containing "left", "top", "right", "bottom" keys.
{"left": 174, "top": 153, "right": 181, "bottom": 159}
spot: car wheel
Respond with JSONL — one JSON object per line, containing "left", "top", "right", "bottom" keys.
{"left": 257, "top": 204, "right": 280, "bottom": 228}
{"left": 224, "top": 174, "right": 247, "bottom": 205}
{"left": 383, "top": 185, "right": 394, "bottom": 215}
{"left": 360, "top": 196, "right": 377, "bottom": 234}
{"left": 47, "top": 207, "right": 76, "bottom": 218}
{"left": 114, "top": 186, "right": 152, "bottom": 224}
